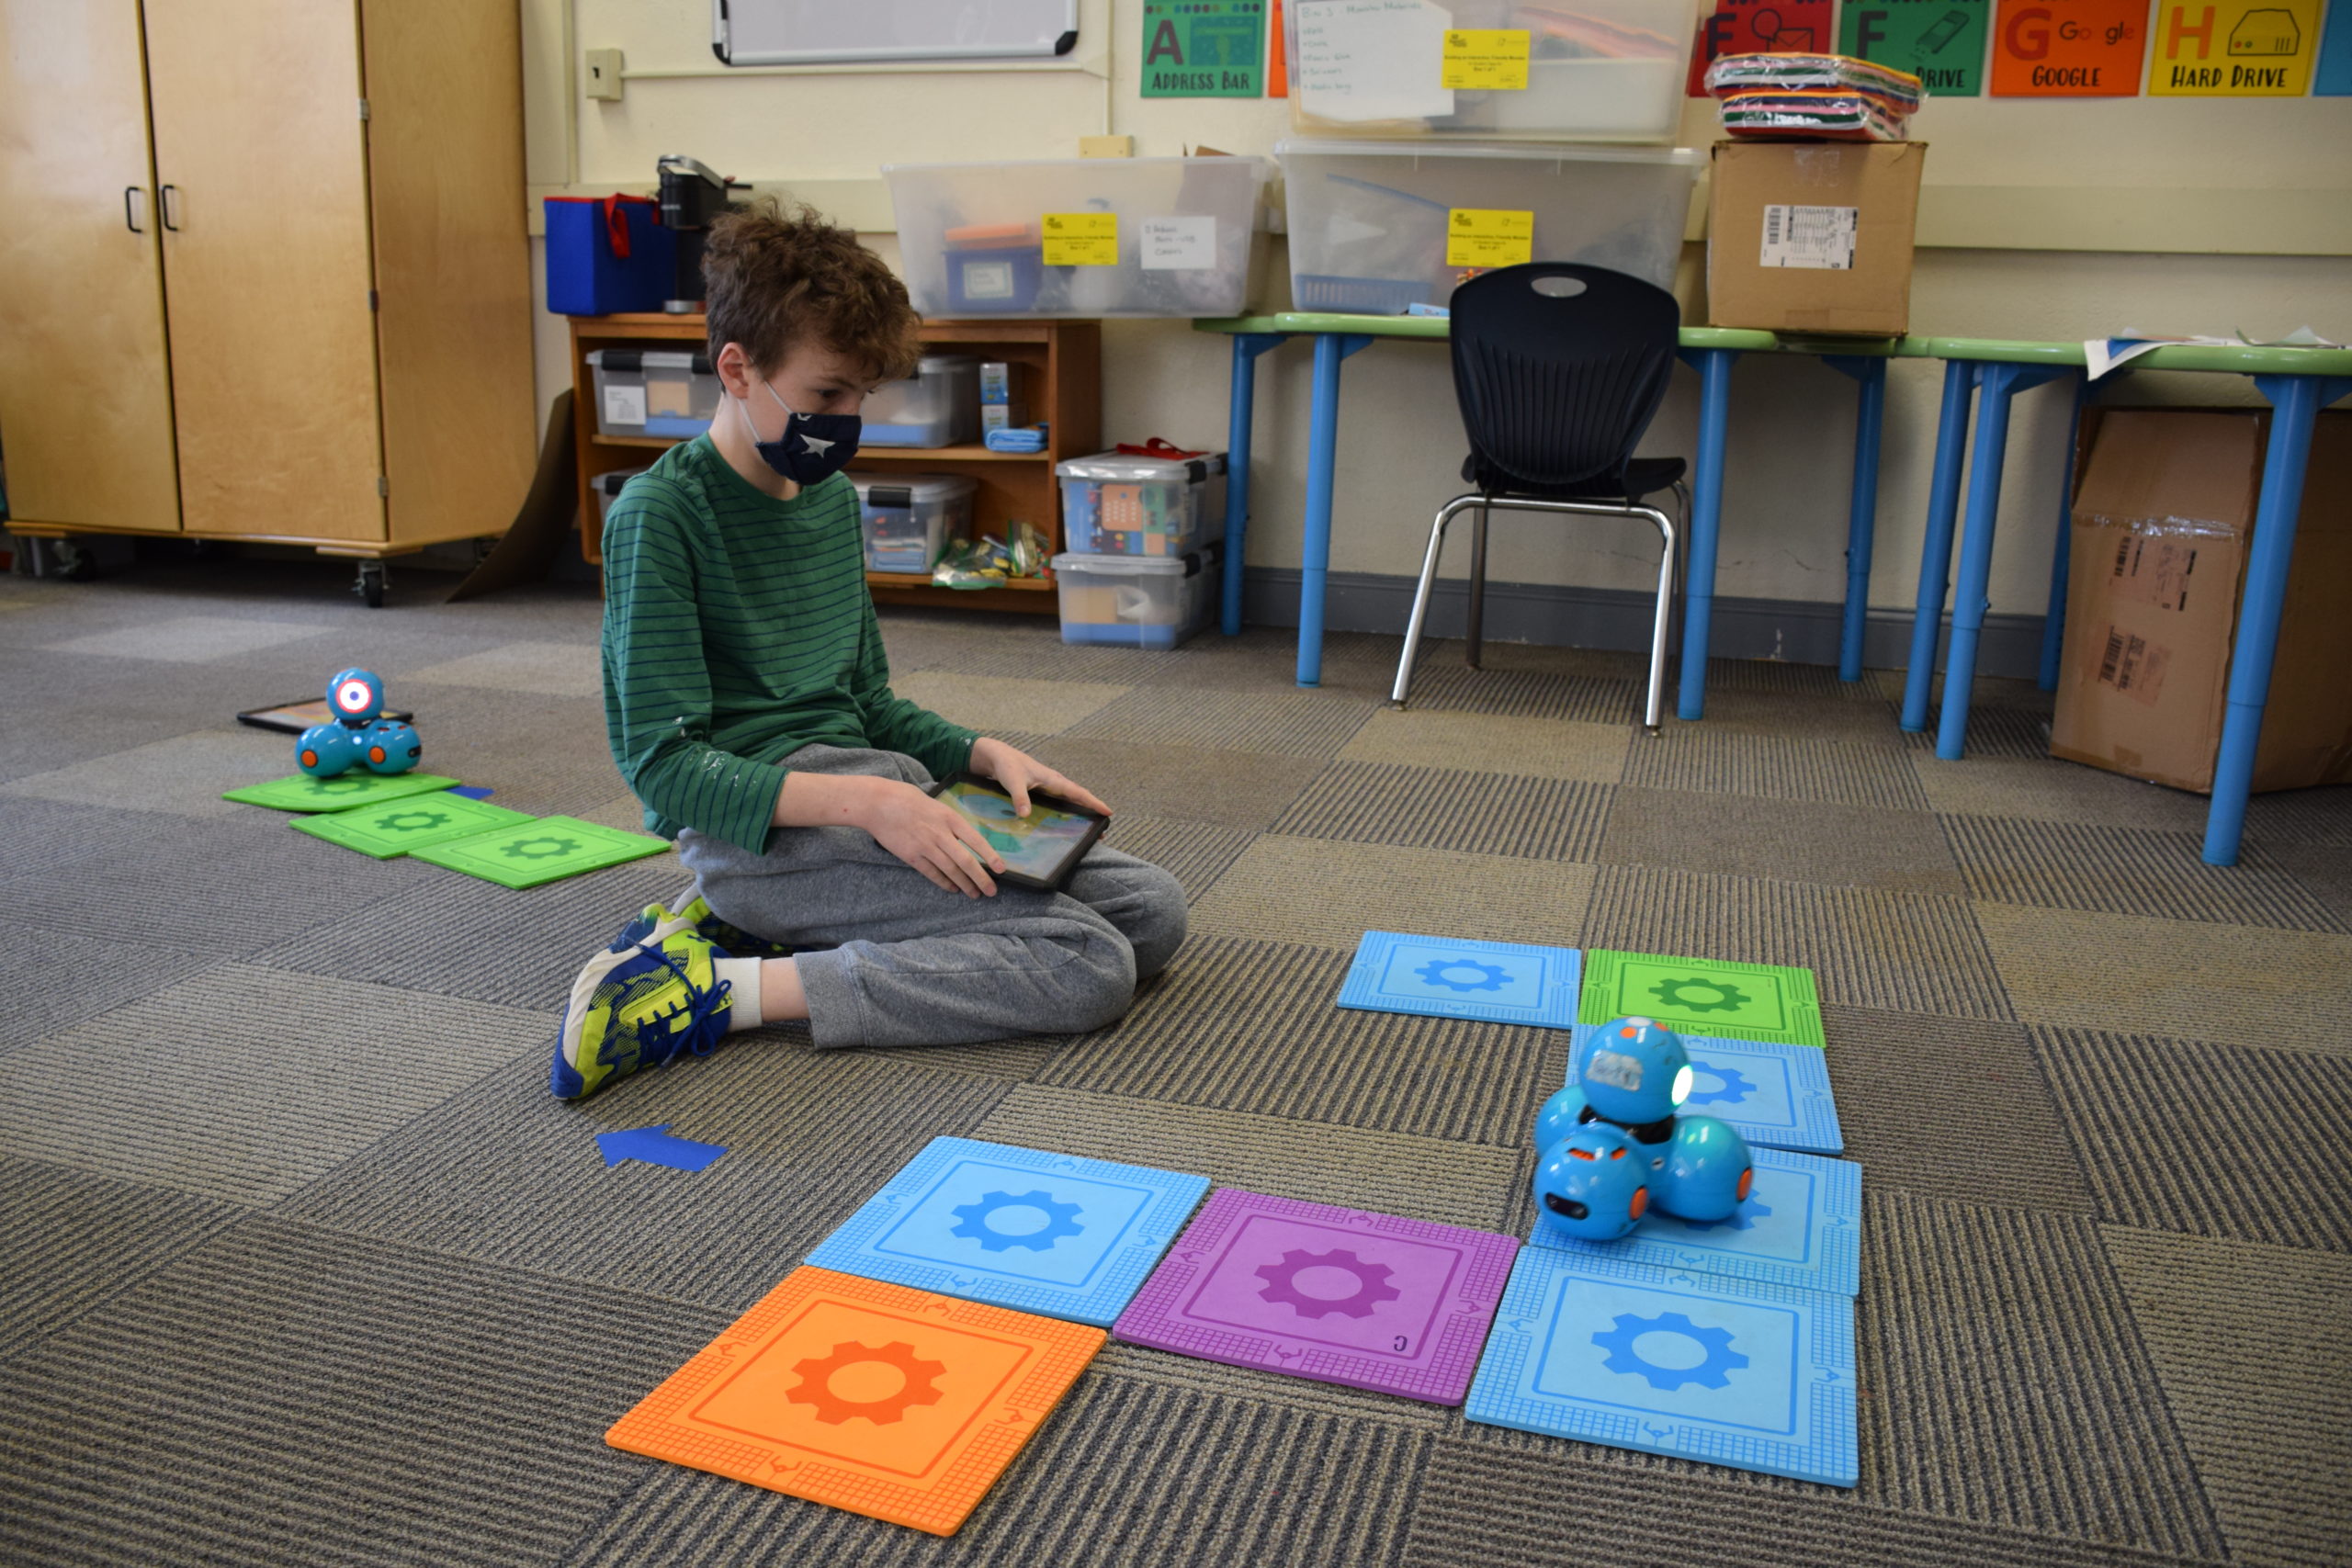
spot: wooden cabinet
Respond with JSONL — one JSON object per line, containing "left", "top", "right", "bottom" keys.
{"left": 0, "top": 0, "right": 534, "bottom": 564}
{"left": 570, "top": 314, "right": 1100, "bottom": 615}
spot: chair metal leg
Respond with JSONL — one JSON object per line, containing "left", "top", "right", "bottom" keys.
{"left": 1392, "top": 495, "right": 1480, "bottom": 705}
{"left": 1464, "top": 503, "right": 1490, "bottom": 669}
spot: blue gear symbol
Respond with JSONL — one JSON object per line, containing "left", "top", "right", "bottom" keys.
{"left": 1414, "top": 957, "right": 1510, "bottom": 993}
{"left": 1592, "top": 1312, "right": 1748, "bottom": 1391}
{"left": 1679, "top": 1197, "right": 1772, "bottom": 1234}
{"left": 1683, "top": 1064, "right": 1757, "bottom": 1107}
{"left": 948, "top": 1190, "right": 1085, "bottom": 1253}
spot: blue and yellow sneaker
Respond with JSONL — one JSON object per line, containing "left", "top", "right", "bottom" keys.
{"left": 666, "top": 889, "right": 798, "bottom": 960}
{"left": 549, "top": 901, "right": 737, "bottom": 1100}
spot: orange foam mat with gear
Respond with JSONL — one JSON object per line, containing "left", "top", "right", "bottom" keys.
{"left": 605, "top": 1266, "right": 1107, "bottom": 1536}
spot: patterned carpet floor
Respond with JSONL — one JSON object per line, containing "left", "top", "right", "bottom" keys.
{"left": 1, "top": 558, "right": 2346, "bottom": 1568}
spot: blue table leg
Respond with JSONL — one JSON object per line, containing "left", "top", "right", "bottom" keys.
{"left": 1296, "top": 332, "right": 1374, "bottom": 687}
{"left": 1902, "top": 359, "right": 1978, "bottom": 731}
{"left": 1674, "top": 347, "right": 1741, "bottom": 721}
{"left": 2037, "top": 373, "right": 2093, "bottom": 691}
{"left": 1825, "top": 356, "right": 1887, "bottom": 682}
{"left": 1934, "top": 362, "right": 2064, "bottom": 761}
{"left": 2202, "top": 373, "right": 2352, "bottom": 865}
{"left": 1220, "top": 333, "right": 1287, "bottom": 637}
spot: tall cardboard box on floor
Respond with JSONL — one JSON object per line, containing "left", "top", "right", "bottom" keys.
{"left": 2052, "top": 409, "right": 2352, "bottom": 795}
{"left": 1705, "top": 141, "right": 1925, "bottom": 336}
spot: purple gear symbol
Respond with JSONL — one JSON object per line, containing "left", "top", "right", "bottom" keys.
{"left": 1679, "top": 1196, "right": 1771, "bottom": 1234}
{"left": 1682, "top": 1063, "right": 1757, "bottom": 1107}
{"left": 1591, "top": 1311, "right": 1748, "bottom": 1391}
{"left": 1254, "top": 1247, "right": 1402, "bottom": 1319}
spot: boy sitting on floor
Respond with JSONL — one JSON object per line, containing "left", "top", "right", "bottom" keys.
{"left": 552, "top": 203, "right": 1187, "bottom": 1099}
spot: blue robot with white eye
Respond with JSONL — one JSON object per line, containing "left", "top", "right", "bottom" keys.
{"left": 1532, "top": 1016, "right": 1754, "bottom": 1243}
{"left": 296, "top": 668, "right": 422, "bottom": 777}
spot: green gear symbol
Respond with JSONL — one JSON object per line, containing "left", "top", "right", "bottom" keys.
{"left": 1650, "top": 976, "right": 1751, "bottom": 1015}
{"left": 502, "top": 836, "right": 580, "bottom": 860}
{"left": 377, "top": 809, "right": 451, "bottom": 833}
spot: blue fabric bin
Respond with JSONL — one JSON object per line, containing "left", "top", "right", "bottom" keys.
{"left": 544, "top": 196, "right": 675, "bottom": 316}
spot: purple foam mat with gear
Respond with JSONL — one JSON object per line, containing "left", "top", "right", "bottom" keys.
{"left": 1112, "top": 1188, "right": 1520, "bottom": 1405}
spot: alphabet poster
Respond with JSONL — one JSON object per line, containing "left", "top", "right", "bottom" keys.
{"left": 1141, "top": 0, "right": 1266, "bottom": 96}
{"left": 1991, "top": 0, "right": 2149, "bottom": 93}
{"left": 1686, "top": 0, "right": 1837, "bottom": 96}
{"left": 1839, "top": 0, "right": 1991, "bottom": 95}
{"left": 2147, "top": 0, "right": 2324, "bottom": 92}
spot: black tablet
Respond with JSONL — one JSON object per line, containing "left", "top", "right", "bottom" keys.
{"left": 237, "top": 698, "right": 413, "bottom": 735}
{"left": 927, "top": 774, "right": 1108, "bottom": 892}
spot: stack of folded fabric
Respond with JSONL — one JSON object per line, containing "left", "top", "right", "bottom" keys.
{"left": 1703, "top": 53, "right": 1925, "bottom": 141}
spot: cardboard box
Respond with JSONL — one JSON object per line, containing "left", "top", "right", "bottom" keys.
{"left": 1705, "top": 141, "right": 1925, "bottom": 336}
{"left": 2050, "top": 408, "right": 2352, "bottom": 795}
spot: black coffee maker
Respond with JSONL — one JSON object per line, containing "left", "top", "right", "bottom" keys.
{"left": 657, "top": 154, "right": 746, "bottom": 313}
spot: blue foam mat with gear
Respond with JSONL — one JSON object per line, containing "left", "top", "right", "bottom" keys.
{"left": 1336, "top": 931, "right": 1582, "bottom": 1028}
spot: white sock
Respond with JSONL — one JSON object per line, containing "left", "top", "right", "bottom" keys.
{"left": 713, "top": 958, "right": 764, "bottom": 1032}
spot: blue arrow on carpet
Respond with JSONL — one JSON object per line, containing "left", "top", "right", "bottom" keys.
{"left": 595, "top": 1124, "right": 729, "bottom": 1172}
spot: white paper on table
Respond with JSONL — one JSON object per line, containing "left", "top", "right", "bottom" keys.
{"left": 2086, "top": 325, "right": 2346, "bottom": 379}
{"left": 1294, "top": 0, "right": 1456, "bottom": 124}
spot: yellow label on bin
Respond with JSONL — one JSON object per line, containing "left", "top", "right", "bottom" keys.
{"left": 1441, "top": 29, "right": 1530, "bottom": 89}
{"left": 1042, "top": 212, "right": 1119, "bottom": 265}
{"left": 1446, "top": 209, "right": 1534, "bottom": 268}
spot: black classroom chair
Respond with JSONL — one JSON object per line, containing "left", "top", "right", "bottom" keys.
{"left": 1390, "top": 262, "right": 1687, "bottom": 730}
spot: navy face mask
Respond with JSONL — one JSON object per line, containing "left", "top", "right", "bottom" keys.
{"left": 735, "top": 377, "right": 860, "bottom": 486}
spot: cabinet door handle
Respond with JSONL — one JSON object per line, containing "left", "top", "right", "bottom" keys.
{"left": 124, "top": 186, "right": 146, "bottom": 232}
{"left": 160, "top": 184, "right": 181, "bottom": 231}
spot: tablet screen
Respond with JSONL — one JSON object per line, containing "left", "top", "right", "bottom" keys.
{"left": 934, "top": 780, "right": 1099, "bottom": 882}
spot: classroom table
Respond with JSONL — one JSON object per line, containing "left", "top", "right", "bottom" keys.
{"left": 1195, "top": 313, "right": 1933, "bottom": 720}
{"left": 1899, "top": 336, "right": 2352, "bottom": 866}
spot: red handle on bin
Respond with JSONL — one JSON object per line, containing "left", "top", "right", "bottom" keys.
{"left": 1114, "top": 437, "right": 1206, "bottom": 459}
{"left": 602, "top": 194, "right": 659, "bottom": 258}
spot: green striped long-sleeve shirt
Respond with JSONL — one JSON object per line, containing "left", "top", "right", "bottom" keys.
{"left": 600, "top": 435, "right": 976, "bottom": 853}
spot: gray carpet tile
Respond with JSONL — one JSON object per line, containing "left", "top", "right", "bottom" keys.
{"left": 1339, "top": 708, "right": 1632, "bottom": 784}
{"left": 2273, "top": 840, "right": 2352, "bottom": 926}
{"left": 1035, "top": 936, "right": 1566, "bottom": 1146}
{"left": 40, "top": 613, "right": 337, "bottom": 664}
{"left": 1585, "top": 866, "right": 2016, "bottom": 1020}
{"left": 925, "top": 629, "right": 1207, "bottom": 685}
{"left": 1090, "top": 812, "right": 1256, "bottom": 902}
{"left": 1623, "top": 729, "right": 1932, "bottom": 810}
{"left": 277, "top": 1041, "right": 1010, "bottom": 1312}
{"left": 1400, "top": 1439, "right": 2213, "bottom": 1568}
{"left": 1941, "top": 814, "right": 2346, "bottom": 931}
{"left": 403, "top": 639, "right": 606, "bottom": 697}
{"left": 1141, "top": 626, "right": 1403, "bottom": 695}
{"left": 1822, "top": 1005, "right": 2094, "bottom": 1214}
{"left": 2035, "top": 1026, "right": 2352, "bottom": 1250}
{"left": 890, "top": 671, "right": 1133, "bottom": 736}
{"left": 1023, "top": 736, "right": 1323, "bottom": 830}
{"left": 2102, "top": 1226, "right": 2352, "bottom": 1568}
{"left": 1911, "top": 753, "right": 2216, "bottom": 832}
{"left": 1063, "top": 682, "right": 1381, "bottom": 760}
{"left": 1973, "top": 902, "right": 2352, "bottom": 1053}
{"left": 1666, "top": 688, "right": 1920, "bottom": 746}
{"left": 0, "top": 1156, "right": 244, "bottom": 1361}
{"left": 1396, "top": 660, "right": 1643, "bottom": 723}
{"left": 250, "top": 852, "right": 686, "bottom": 1009}
{"left": 0, "top": 931, "right": 217, "bottom": 1058}
{"left": 0, "top": 1216, "right": 724, "bottom": 1568}
{"left": 0, "top": 795, "right": 192, "bottom": 874}
{"left": 0, "top": 964, "right": 546, "bottom": 1205}
{"left": 1, "top": 727, "right": 296, "bottom": 819}
{"left": 1087, "top": 1337, "right": 1454, "bottom": 1434}
{"left": 837, "top": 1029, "right": 1065, "bottom": 1081}
{"left": 2242, "top": 784, "right": 2352, "bottom": 846}
{"left": 976, "top": 1083, "right": 1526, "bottom": 1232}
{"left": 1855, "top": 1190, "right": 2226, "bottom": 1557}
{"left": 1188, "top": 834, "right": 1594, "bottom": 953}
{"left": 1899, "top": 702, "right": 2057, "bottom": 761}
{"left": 1269, "top": 761, "right": 1613, "bottom": 862}
{"left": 1601, "top": 787, "right": 1966, "bottom": 896}
{"left": 560, "top": 1370, "right": 1431, "bottom": 1568}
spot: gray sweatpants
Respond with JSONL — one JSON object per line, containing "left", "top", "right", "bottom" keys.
{"left": 676, "top": 744, "right": 1186, "bottom": 1050}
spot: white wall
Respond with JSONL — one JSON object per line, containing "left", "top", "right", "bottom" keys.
{"left": 521, "top": 0, "right": 2352, "bottom": 620}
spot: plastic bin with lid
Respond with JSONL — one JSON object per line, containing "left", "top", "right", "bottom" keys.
{"left": 1279, "top": 140, "right": 1702, "bottom": 314}
{"left": 589, "top": 468, "right": 650, "bottom": 536}
{"left": 863, "top": 355, "right": 981, "bottom": 448}
{"left": 1284, "top": 0, "right": 1693, "bottom": 143}
{"left": 1051, "top": 544, "right": 1223, "bottom": 649}
{"left": 1056, "top": 448, "right": 1227, "bottom": 558}
{"left": 883, "top": 155, "right": 1267, "bottom": 319}
{"left": 586, "top": 349, "right": 721, "bottom": 439}
{"left": 849, "top": 472, "right": 977, "bottom": 574}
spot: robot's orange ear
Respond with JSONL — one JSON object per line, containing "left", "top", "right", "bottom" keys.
{"left": 300, "top": 750, "right": 317, "bottom": 768}
{"left": 1629, "top": 1187, "right": 1649, "bottom": 1220}
{"left": 1736, "top": 1167, "right": 1754, "bottom": 1201}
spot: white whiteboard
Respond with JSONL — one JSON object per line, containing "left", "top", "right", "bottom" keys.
{"left": 713, "top": 0, "right": 1080, "bottom": 64}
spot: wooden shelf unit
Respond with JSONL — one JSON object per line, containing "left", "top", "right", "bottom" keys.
{"left": 568, "top": 314, "right": 1100, "bottom": 615}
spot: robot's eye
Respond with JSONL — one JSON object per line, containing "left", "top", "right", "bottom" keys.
{"left": 1544, "top": 1194, "right": 1589, "bottom": 1220}
{"left": 336, "top": 680, "right": 372, "bottom": 711}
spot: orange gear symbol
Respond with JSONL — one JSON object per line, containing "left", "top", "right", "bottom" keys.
{"left": 786, "top": 1339, "right": 946, "bottom": 1426}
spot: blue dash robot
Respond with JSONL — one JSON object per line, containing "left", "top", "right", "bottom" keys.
{"left": 1532, "top": 1017, "right": 1754, "bottom": 1242}
{"left": 296, "top": 668, "right": 422, "bottom": 777}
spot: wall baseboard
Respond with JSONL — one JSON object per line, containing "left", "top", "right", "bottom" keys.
{"left": 1238, "top": 566, "right": 2049, "bottom": 681}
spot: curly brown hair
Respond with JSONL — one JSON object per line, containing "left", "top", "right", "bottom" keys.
{"left": 701, "top": 199, "right": 922, "bottom": 381}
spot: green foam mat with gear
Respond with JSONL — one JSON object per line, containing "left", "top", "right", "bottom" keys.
{"left": 1577, "top": 950, "right": 1826, "bottom": 1047}
{"left": 222, "top": 772, "right": 463, "bottom": 813}
{"left": 290, "top": 792, "right": 537, "bottom": 860}
{"left": 409, "top": 814, "right": 672, "bottom": 889}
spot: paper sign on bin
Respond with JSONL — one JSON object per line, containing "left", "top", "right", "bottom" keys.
{"left": 1042, "top": 212, "right": 1119, "bottom": 265}
{"left": 1442, "top": 29, "right": 1530, "bottom": 89}
{"left": 1446, "top": 209, "right": 1533, "bottom": 268}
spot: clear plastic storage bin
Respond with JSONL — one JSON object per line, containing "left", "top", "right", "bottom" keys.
{"left": 863, "top": 355, "right": 981, "bottom": 448}
{"left": 883, "top": 156, "right": 1268, "bottom": 319}
{"left": 586, "top": 349, "right": 721, "bottom": 439}
{"left": 1056, "top": 449, "right": 1227, "bottom": 558}
{"left": 1279, "top": 140, "right": 1701, "bottom": 312}
{"left": 1285, "top": 0, "right": 1693, "bottom": 142}
{"left": 589, "top": 468, "right": 650, "bottom": 536}
{"left": 1051, "top": 544, "right": 1222, "bottom": 649}
{"left": 849, "top": 472, "right": 977, "bottom": 574}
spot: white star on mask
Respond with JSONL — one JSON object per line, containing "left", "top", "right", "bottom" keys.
{"left": 799, "top": 433, "right": 834, "bottom": 456}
